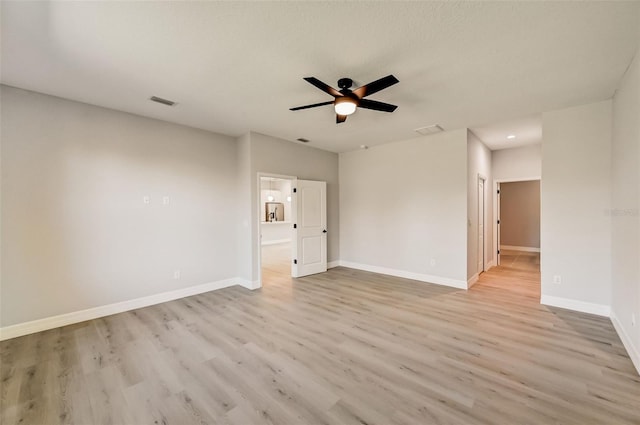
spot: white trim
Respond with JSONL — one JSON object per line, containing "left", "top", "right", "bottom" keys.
{"left": 467, "top": 273, "right": 479, "bottom": 288}
{"left": 495, "top": 177, "right": 541, "bottom": 183}
{"left": 0, "top": 278, "right": 240, "bottom": 341}
{"left": 339, "top": 261, "right": 467, "bottom": 289}
{"left": 237, "top": 279, "right": 261, "bottom": 291}
{"left": 501, "top": 245, "right": 541, "bottom": 253}
{"left": 486, "top": 260, "right": 495, "bottom": 270}
{"left": 540, "top": 295, "right": 610, "bottom": 317}
{"left": 327, "top": 260, "right": 340, "bottom": 269}
{"left": 261, "top": 239, "right": 291, "bottom": 246}
{"left": 610, "top": 311, "right": 640, "bottom": 375}
{"left": 478, "top": 174, "right": 487, "bottom": 273}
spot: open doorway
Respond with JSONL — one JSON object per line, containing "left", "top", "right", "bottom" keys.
{"left": 259, "top": 175, "right": 295, "bottom": 286}
{"left": 494, "top": 179, "right": 541, "bottom": 298}
{"left": 498, "top": 180, "right": 540, "bottom": 265}
{"left": 257, "top": 174, "right": 329, "bottom": 288}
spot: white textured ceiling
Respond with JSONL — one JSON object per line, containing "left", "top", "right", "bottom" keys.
{"left": 470, "top": 115, "right": 542, "bottom": 151}
{"left": 2, "top": 1, "right": 639, "bottom": 153}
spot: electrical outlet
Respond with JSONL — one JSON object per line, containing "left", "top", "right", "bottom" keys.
{"left": 173, "top": 270, "right": 181, "bottom": 280}
{"left": 143, "top": 196, "right": 150, "bottom": 204}
{"left": 553, "top": 275, "right": 562, "bottom": 285}
{"left": 162, "top": 196, "right": 170, "bottom": 205}
{"left": 430, "top": 258, "right": 436, "bottom": 267}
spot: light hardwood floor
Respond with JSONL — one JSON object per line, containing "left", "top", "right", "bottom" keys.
{"left": 473, "top": 249, "right": 541, "bottom": 299}
{"left": 2, "top": 247, "right": 639, "bottom": 424}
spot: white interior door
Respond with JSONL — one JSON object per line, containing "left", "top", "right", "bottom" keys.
{"left": 292, "top": 180, "right": 327, "bottom": 277}
{"left": 478, "top": 178, "right": 485, "bottom": 273}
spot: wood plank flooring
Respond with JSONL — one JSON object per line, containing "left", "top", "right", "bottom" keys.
{"left": 473, "top": 249, "right": 541, "bottom": 299}
{"left": 2, "top": 246, "right": 639, "bottom": 424}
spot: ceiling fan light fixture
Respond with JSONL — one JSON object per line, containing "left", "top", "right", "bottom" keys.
{"left": 334, "top": 98, "right": 357, "bottom": 116}
{"left": 290, "top": 75, "right": 398, "bottom": 124}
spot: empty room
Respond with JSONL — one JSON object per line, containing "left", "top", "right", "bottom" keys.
{"left": 1, "top": 2, "right": 639, "bottom": 424}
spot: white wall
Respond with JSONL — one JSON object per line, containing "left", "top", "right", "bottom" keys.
{"left": 236, "top": 133, "right": 252, "bottom": 286}
{"left": 467, "top": 131, "right": 493, "bottom": 281}
{"left": 611, "top": 43, "right": 640, "bottom": 371}
{"left": 492, "top": 144, "right": 542, "bottom": 182}
{"left": 339, "top": 129, "right": 469, "bottom": 288}
{"left": 541, "top": 100, "right": 612, "bottom": 315}
{"left": 237, "top": 132, "right": 339, "bottom": 284}
{"left": 1, "top": 86, "right": 238, "bottom": 327}
{"left": 260, "top": 222, "right": 292, "bottom": 245}
{"left": 500, "top": 181, "right": 541, "bottom": 249}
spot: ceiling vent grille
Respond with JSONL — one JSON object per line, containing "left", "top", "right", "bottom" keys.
{"left": 415, "top": 124, "right": 444, "bottom": 135}
{"left": 150, "top": 96, "right": 176, "bottom": 106}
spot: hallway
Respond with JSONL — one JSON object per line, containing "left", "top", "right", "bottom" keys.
{"left": 473, "top": 249, "right": 541, "bottom": 300}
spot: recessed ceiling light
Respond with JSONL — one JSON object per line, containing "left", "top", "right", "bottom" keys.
{"left": 360, "top": 145, "right": 368, "bottom": 149}
{"left": 507, "top": 134, "right": 516, "bottom": 140}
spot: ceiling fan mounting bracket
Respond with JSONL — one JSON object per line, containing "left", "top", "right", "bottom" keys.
{"left": 337, "top": 78, "right": 353, "bottom": 90}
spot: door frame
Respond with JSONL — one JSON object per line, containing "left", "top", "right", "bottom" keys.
{"left": 492, "top": 176, "right": 541, "bottom": 268}
{"left": 478, "top": 174, "right": 486, "bottom": 273}
{"left": 256, "top": 172, "right": 297, "bottom": 288}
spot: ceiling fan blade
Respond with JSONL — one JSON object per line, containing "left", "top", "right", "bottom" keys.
{"left": 290, "top": 100, "right": 334, "bottom": 111}
{"left": 336, "top": 114, "right": 348, "bottom": 124}
{"left": 352, "top": 74, "right": 399, "bottom": 99}
{"left": 304, "top": 77, "right": 342, "bottom": 97}
{"left": 358, "top": 99, "right": 398, "bottom": 113}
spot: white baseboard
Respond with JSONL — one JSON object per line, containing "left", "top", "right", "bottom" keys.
{"left": 501, "top": 245, "right": 540, "bottom": 253}
{"left": 610, "top": 311, "right": 640, "bottom": 375}
{"left": 0, "top": 278, "right": 241, "bottom": 341}
{"left": 261, "top": 239, "right": 291, "bottom": 246}
{"left": 328, "top": 260, "right": 340, "bottom": 269}
{"left": 338, "top": 261, "right": 467, "bottom": 289}
{"left": 467, "top": 273, "right": 479, "bottom": 288}
{"left": 540, "top": 295, "right": 610, "bottom": 317}
{"left": 237, "top": 279, "right": 261, "bottom": 290}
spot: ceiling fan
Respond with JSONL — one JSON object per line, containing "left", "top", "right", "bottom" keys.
{"left": 290, "top": 75, "right": 399, "bottom": 123}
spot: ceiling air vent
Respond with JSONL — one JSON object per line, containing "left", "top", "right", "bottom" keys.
{"left": 415, "top": 124, "right": 444, "bottom": 135}
{"left": 296, "top": 138, "right": 310, "bottom": 143}
{"left": 150, "top": 96, "right": 176, "bottom": 106}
